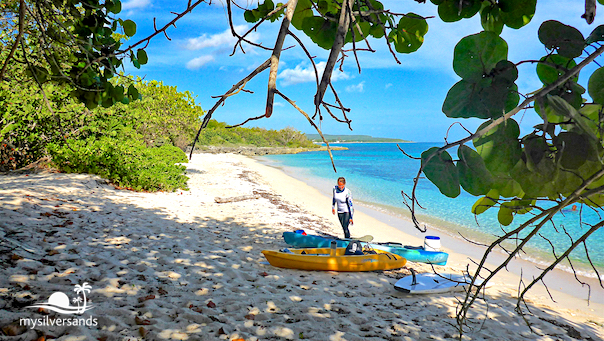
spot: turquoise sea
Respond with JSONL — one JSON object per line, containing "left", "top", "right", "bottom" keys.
{"left": 260, "top": 142, "right": 604, "bottom": 278}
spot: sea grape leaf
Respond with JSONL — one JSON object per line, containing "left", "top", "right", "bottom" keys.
{"left": 453, "top": 31, "right": 508, "bottom": 81}
{"left": 547, "top": 95, "right": 599, "bottom": 141}
{"left": 588, "top": 67, "right": 604, "bottom": 105}
{"left": 554, "top": 167, "right": 584, "bottom": 197}
{"left": 586, "top": 25, "right": 604, "bottom": 45}
{"left": 554, "top": 132, "right": 590, "bottom": 169}
{"left": 471, "top": 189, "right": 499, "bottom": 214}
{"left": 421, "top": 147, "right": 460, "bottom": 198}
{"left": 510, "top": 159, "right": 557, "bottom": 198}
{"left": 473, "top": 119, "right": 522, "bottom": 173}
{"left": 497, "top": 205, "right": 513, "bottom": 226}
{"left": 481, "top": 5, "right": 504, "bottom": 35}
{"left": 137, "top": 49, "right": 148, "bottom": 65}
{"left": 436, "top": 0, "right": 481, "bottom": 23}
{"left": 492, "top": 176, "right": 523, "bottom": 198}
{"left": 584, "top": 193, "right": 604, "bottom": 207}
{"left": 291, "top": 0, "right": 314, "bottom": 30}
{"left": 538, "top": 20, "right": 585, "bottom": 59}
{"left": 388, "top": 13, "right": 428, "bottom": 53}
{"left": 122, "top": 20, "right": 136, "bottom": 37}
{"left": 536, "top": 54, "right": 578, "bottom": 85}
{"left": 301, "top": 16, "right": 338, "bottom": 50}
{"left": 457, "top": 145, "right": 494, "bottom": 196}
{"left": 498, "top": 0, "right": 536, "bottom": 29}
{"left": 442, "top": 79, "right": 519, "bottom": 119}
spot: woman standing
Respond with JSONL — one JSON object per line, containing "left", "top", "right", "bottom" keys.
{"left": 332, "top": 177, "right": 354, "bottom": 238}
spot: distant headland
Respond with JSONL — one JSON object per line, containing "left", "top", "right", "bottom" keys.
{"left": 305, "top": 134, "right": 412, "bottom": 143}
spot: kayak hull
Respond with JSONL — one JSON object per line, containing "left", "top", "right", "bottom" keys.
{"left": 262, "top": 247, "right": 406, "bottom": 272}
{"left": 283, "top": 232, "right": 448, "bottom": 266}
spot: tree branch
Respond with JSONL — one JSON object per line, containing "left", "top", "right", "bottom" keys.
{"left": 266, "top": 0, "right": 298, "bottom": 118}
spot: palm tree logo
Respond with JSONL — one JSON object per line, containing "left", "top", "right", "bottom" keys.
{"left": 73, "top": 282, "right": 92, "bottom": 314}
{"left": 27, "top": 282, "right": 94, "bottom": 314}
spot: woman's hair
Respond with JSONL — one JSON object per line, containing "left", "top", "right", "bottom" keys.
{"left": 337, "top": 177, "right": 346, "bottom": 184}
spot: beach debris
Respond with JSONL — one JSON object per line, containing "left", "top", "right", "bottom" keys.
{"left": 214, "top": 194, "right": 260, "bottom": 203}
{"left": 244, "top": 314, "right": 255, "bottom": 320}
{"left": 207, "top": 300, "right": 216, "bottom": 308}
{"left": 189, "top": 304, "right": 204, "bottom": 313}
{"left": 1, "top": 322, "right": 27, "bottom": 336}
{"left": 258, "top": 271, "right": 269, "bottom": 277}
{"left": 139, "top": 327, "right": 148, "bottom": 338}
{"left": 217, "top": 327, "right": 226, "bottom": 336}
{"left": 134, "top": 316, "right": 152, "bottom": 325}
{"left": 138, "top": 294, "right": 155, "bottom": 303}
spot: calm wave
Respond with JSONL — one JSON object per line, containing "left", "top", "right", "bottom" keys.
{"left": 260, "top": 142, "right": 604, "bottom": 277}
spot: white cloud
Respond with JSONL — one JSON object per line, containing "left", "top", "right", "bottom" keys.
{"left": 274, "top": 101, "right": 285, "bottom": 107}
{"left": 385, "top": 83, "right": 393, "bottom": 89}
{"left": 185, "top": 25, "right": 260, "bottom": 50}
{"left": 278, "top": 61, "right": 351, "bottom": 86}
{"left": 346, "top": 81, "right": 365, "bottom": 93}
{"left": 186, "top": 55, "right": 215, "bottom": 70}
{"left": 122, "top": 0, "right": 151, "bottom": 10}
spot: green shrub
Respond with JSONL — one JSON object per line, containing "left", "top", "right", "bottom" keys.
{"left": 48, "top": 137, "right": 189, "bottom": 192}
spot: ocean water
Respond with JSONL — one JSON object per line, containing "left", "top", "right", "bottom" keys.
{"left": 260, "top": 142, "right": 604, "bottom": 278}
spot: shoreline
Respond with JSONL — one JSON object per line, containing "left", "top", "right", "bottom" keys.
{"left": 254, "top": 154, "right": 604, "bottom": 305}
{"left": 0, "top": 152, "right": 602, "bottom": 340}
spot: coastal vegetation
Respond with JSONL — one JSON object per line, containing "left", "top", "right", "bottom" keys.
{"left": 3, "top": 0, "right": 604, "bottom": 337}
{"left": 305, "top": 134, "right": 410, "bottom": 143}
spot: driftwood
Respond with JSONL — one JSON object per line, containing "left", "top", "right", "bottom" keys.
{"left": 214, "top": 194, "right": 261, "bottom": 204}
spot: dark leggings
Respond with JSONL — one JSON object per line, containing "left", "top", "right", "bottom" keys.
{"left": 338, "top": 212, "right": 351, "bottom": 239}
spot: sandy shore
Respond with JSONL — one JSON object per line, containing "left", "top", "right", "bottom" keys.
{"left": 0, "top": 152, "right": 603, "bottom": 341}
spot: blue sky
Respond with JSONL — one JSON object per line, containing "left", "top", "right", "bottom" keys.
{"left": 120, "top": 0, "right": 602, "bottom": 142}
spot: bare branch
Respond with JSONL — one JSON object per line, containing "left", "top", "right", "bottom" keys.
{"left": 189, "top": 58, "right": 272, "bottom": 159}
{"left": 0, "top": 0, "right": 26, "bottom": 81}
{"left": 314, "top": 0, "right": 354, "bottom": 108}
{"left": 274, "top": 89, "right": 338, "bottom": 172}
{"left": 266, "top": 0, "right": 298, "bottom": 118}
{"left": 120, "top": 0, "right": 206, "bottom": 54}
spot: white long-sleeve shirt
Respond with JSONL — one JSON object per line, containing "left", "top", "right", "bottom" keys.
{"left": 332, "top": 186, "right": 353, "bottom": 217}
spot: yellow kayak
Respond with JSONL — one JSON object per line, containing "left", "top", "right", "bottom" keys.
{"left": 261, "top": 247, "right": 407, "bottom": 271}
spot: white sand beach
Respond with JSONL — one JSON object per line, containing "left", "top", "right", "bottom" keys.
{"left": 1, "top": 152, "right": 603, "bottom": 341}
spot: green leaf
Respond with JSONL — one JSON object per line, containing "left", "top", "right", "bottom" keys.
{"left": 107, "top": 0, "right": 122, "bottom": 14}
{"left": 481, "top": 5, "right": 504, "bottom": 35}
{"left": 588, "top": 67, "right": 604, "bottom": 105}
{"left": 554, "top": 132, "right": 590, "bottom": 169}
{"left": 538, "top": 20, "right": 584, "bottom": 59}
{"left": 291, "top": 0, "right": 314, "bottom": 30}
{"left": 457, "top": 145, "right": 494, "bottom": 196}
{"left": 453, "top": 31, "right": 508, "bottom": 81}
{"left": 497, "top": 205, "right": 513, "bottom": 226}
{"left": 437, "top": 0, "right": 481, "bottom": 23}
{"left": 547, "top": 95, "right": 599, "bottom": 141}
{"left": 388, "top": 13, "right": 428, "bottom": 53}
{"left": 123, "top": 19, "right": 137, "bottom": 37}
{"left": 473, "top": 119, "right": 522, "bottom": 173}
{"left": 498, "top": 0, "right": 536, "bottom": 29}
{"left": 442, "top": 78, "right": 519, "bottom": 119}
{"left": 536, "top": 54, "right": 577, "bottom": 85}
{"left": 301, "top": 16, "right": 338, "bottom": 50}
{"left": 472, "top": 189, "right": 499, "bottom": 214}
{"left": 137, "top": 49, "right": 148, "bottom": 65}
{"left": 244, "top": 10, "right": 257, "bottom": 23}
{"left": 421, "top": 147, "right": 460, "bottom": 198}
{"left": 586, "top": 25, "right": 604, "bottom": 45}
{"left": 128, "top": 84, "right": 139, "bottom": 100}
